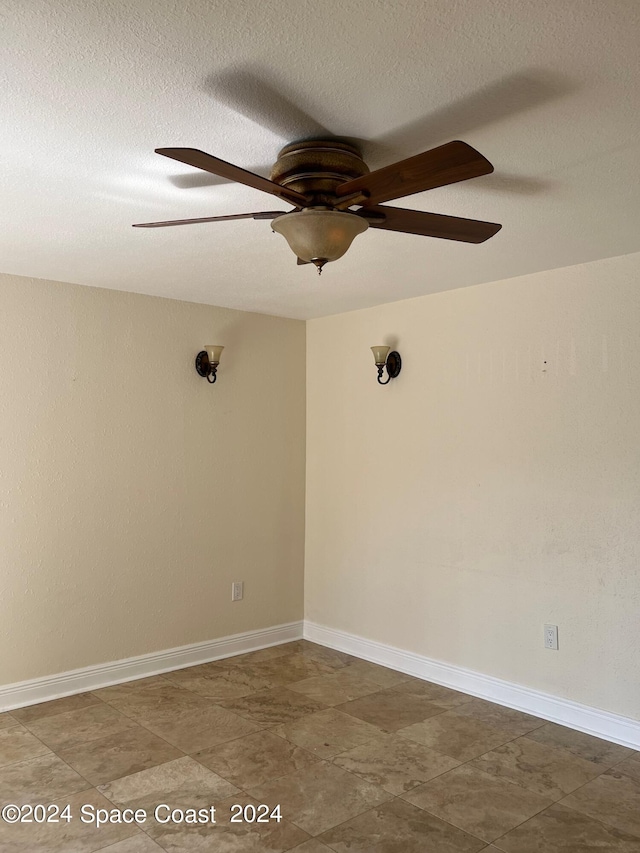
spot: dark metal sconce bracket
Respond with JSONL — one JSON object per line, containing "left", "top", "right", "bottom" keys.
{"left": 377, "top": 350, "right": 402, "bottom": 385}
{"left": 195, "top": 351, "right": 218, "bottom": 383}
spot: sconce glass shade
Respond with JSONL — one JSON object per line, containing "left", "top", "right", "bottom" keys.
{"left": 204, "top": 345, "right": 224, "bottom": 364}
{"left": 271, "top": 209, "right": 368, "bottom": 264}
{"left": 371, "top": 345, "right": 390, "bottom": 365}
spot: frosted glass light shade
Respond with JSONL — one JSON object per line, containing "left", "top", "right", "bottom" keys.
{"left": 204, "top": 345, "right": 224, "bottom": 364}
{"left": 371, "top": 345, "right": 390, "bottom": 365}
{"left": 271, "top": 209, "right": 368, "bottom": 263}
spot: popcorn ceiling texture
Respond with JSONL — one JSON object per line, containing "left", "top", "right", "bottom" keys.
{"left": 305, "top": 252, "right": 640, "bottom": 721}
{"left": 1, "top": 0, "right": 640, "bottom": 318}
{"left": 0, "top": 274, "right": 306, "bottom": 685}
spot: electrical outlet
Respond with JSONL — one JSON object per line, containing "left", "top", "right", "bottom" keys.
{"left": 544, "top": 624, "right": 558, "bottom": 650}
{"left": 231, "top": 581, "right": 244, "bottom": 602}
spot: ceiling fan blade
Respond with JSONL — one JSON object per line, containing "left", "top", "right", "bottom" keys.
{"left": 356, "top": 205, "right": 501, "bottom": 243}
{"left": 336, "top": 141, "right": 494, "bottom": 206}
{"left": 155, "top": 148, "right": 308, "bottom": 207}
{"left": 297, "top": 257, "right": 311, "bottom": 265}
{"left": 133, "top": 211, "right": 286, "bottom": 228}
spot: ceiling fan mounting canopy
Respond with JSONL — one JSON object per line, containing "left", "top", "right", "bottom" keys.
{"left": 133, "top": 135, "right": 502, "bottom": 271}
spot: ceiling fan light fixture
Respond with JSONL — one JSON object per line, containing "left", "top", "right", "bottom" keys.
{"left": 271, "top": 208, "right": 368, "bottom": 273}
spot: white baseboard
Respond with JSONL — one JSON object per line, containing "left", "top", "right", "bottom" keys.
{"left": 304, "top": 621, "right": 640, "bottom": 750}
{"left": 0, "top": 621, "right": 303, "bottom": 713}
{"left": 4, "top": 618, "right": 638, "bottom": 751}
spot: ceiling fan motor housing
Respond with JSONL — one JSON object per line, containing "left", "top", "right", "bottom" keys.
{"left": 269, "top": 139, "right": 369, "bottom": 200}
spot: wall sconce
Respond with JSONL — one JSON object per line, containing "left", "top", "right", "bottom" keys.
{"left": 195, "top": 345, "right": 224, "bottom": 384}
{"left": 371, "top": 346, "right": 402, "bottom": 385}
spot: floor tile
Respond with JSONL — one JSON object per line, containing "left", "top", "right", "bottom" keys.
{"left": 204, "top": 794, "right": 310, "bottom": 851}
{"left": 560, "top": 767, "right": 640, "bottom": 837}
{"left": 273, "top": 708, "right": 385, "bottom": 759}
{"left": 391, "top": 677, "right": 474, "bottom": 708}
{"left": 0, "top": 787, "right": 139, "bottom": 852}
{"left": 340, "top": 660, "right": 411, "bottom": 687}
{"left": 0, "top": 752, "right": 88, "bottom": 805}
{"left": 5, "top": 644, "right": 636, "bottom": 852}
{"left": 98, "top": 755, "right": 239, "bottom": 810}
{"left": 145, "top": 793, "right": 309, "bottom": 852}
{"left": 25, "top": 702, "right": 138, "bottom": 751}
{"left": 194, "top": 729, "right": 319, "bottom": 788}
{"left": 333, "top": 731, "right": 460, "bottom": 794}
{"left": 289, "top": 840, "right": 334, "bottom": 852}
{"left": 614, "top": 754, "right": 640, "bottom": 783}
{"left": 0, "top": 723, "right": 51, "bottom": 767}
{"left": 399, "top": 710, "right": 516, "bottom": 760}
{"left": 134, "top": 702, "right": 263, "bottom": 753}
{"left": 93, "top": 677, "right": 172, "bottom": 704}
{"left": 99, "top": 837, "right": 164, "bottom": 852}
{"left": 98, "top": 682, "right": 212, "bottom": 719}
{"left": 524, "top": 722, "right": 635, "bottom": 767}
{"left": 246, "top": 761, "right": 392, "bottom": 836}
{"left": 289, "top": 643, "right": 359, "bottom": 669}
{"left": 319, "top": 796, "right": 486, "bottom": 852}
{"left": 220, "top": 687, "right": 328, "bottom": 726}
{"left": 0, "top": 713, "right": 18, "bottom": 730}
{"left": 403, "top": 764, "right": 553, "bottom": 842}
{"left": 470, "top": 736, "right": 602, "bottom": 800}
{"left": 271, "top": 640, "right": 326, "bottom": 658}
{"left": 287, "top": 669, "right": 381, "bottom": 706}
{"left": 453, "top": 699, "right": 545, "bottom": 736}
{"left": 336, "top": 687, "right": 445, "bottom": 732}
{"left": 11, "top": 692, "right": 103, "bottom": 724}
{"left": 57, "top": 726, "right": 183, "bottom": 786}
{"left": 164, "top": 666, "right": 273, "bottom": 700}
{"left": 270, "top": 640, "right": 309, "bottom": 654}
{"left": 162, "top": 661, "right": 229, "bottom": 684}
{"left": 238, "top": 654, "right": 338, "bottom": 686}
{"left": 492, "top": 802, "right": 640, "bottom": 852}
{"left": 205, "top": 662, "right": 293, "bottom": 692}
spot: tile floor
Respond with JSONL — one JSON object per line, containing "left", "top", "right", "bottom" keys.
{"left": 0, "top": 640, "right": 638, "bottom": 851}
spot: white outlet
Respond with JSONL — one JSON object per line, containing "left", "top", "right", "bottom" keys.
{"left": 231, "top": 581, "right": 244, "bottom": 602}
{"left": 544, "top": 624, "right": 558, "bottom": 650}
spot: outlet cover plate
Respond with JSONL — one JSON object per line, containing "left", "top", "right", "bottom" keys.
{"left": 544, "top": 624, "right": 558, "bottom": 650}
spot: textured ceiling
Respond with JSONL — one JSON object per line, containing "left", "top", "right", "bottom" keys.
{"left": 1, "top": 0, "right": 640, "bottom": 319}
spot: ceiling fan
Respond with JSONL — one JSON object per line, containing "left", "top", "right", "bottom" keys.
{"left": 133, "top": 138, "right": 501, "bottom": 273}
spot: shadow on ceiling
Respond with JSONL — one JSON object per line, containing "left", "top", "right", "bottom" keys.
{"left": 166, "top": 65, "right": 576, "bottom": 196}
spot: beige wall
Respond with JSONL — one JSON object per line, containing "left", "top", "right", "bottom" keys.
{"left": 0, "top": 274, "right": 306, "bottom": 685}
{"left": 306, "top": 252, "right": 640, "bottom": 720}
